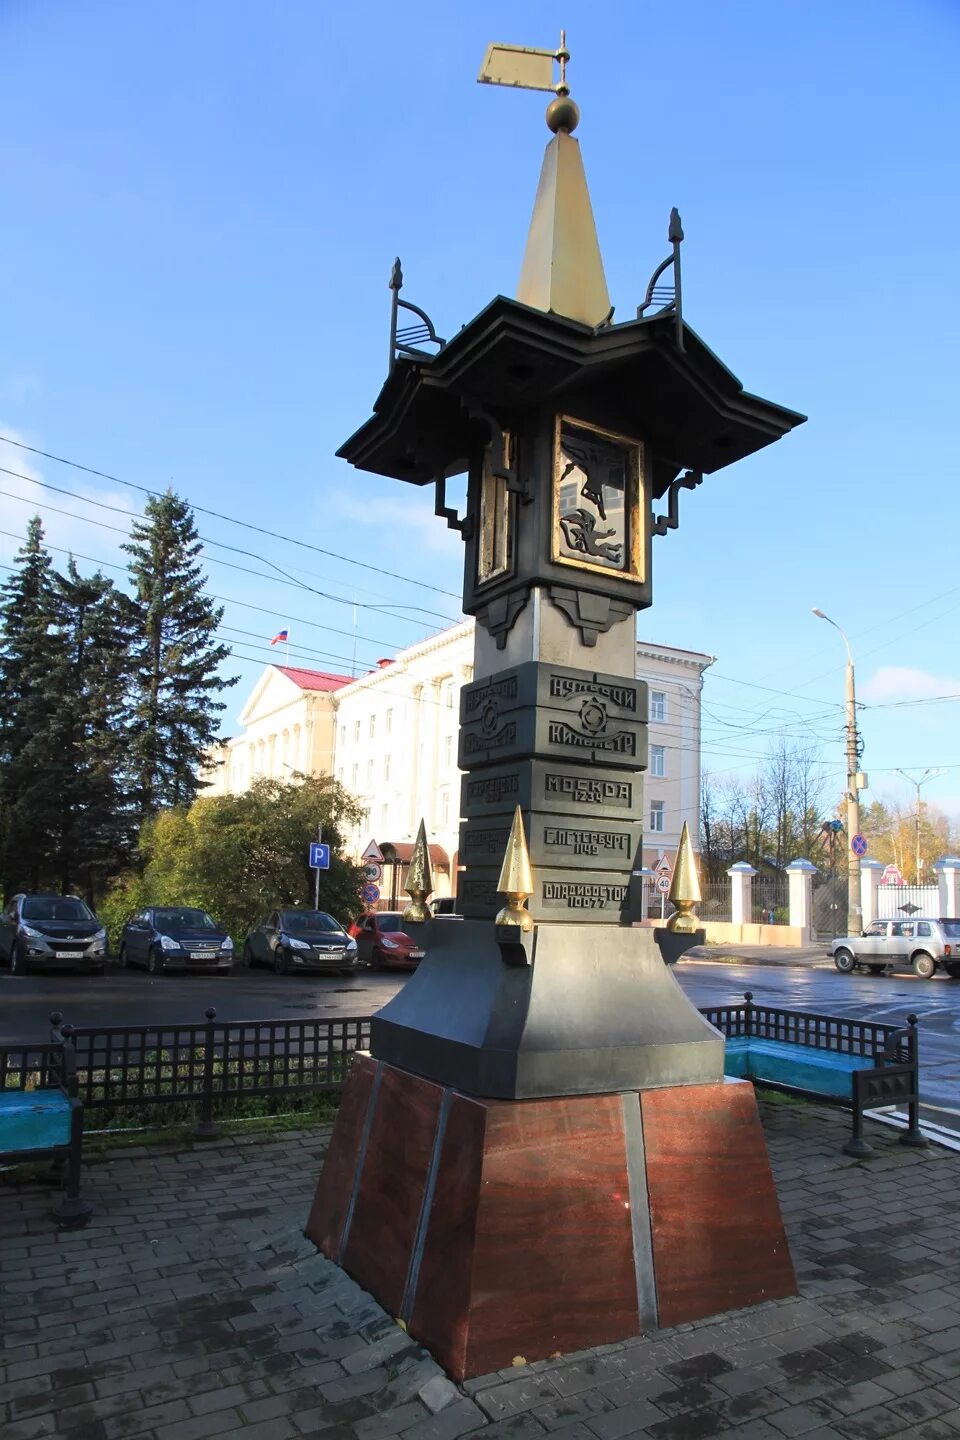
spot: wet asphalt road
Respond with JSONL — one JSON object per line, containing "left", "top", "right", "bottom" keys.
{"left": 3, "top": 956, "right": 958, "bottom": 1128}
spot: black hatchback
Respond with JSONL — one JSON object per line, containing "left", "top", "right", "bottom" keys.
{"left": 0, "top": 894, "right": 108, "bottom": 974}
{"left": 118, "top": 907, "right": 234, "bottom": 975}
{"left": 243, "top": 909, "right": 361, "bottom": 975}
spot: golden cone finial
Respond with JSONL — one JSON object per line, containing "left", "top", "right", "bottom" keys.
{"left": 495, "top": 806, "right": 535, "bottom": 932}
{"left": 402, "top": 819, "right": 433, "bottom": 922}
{"left": 665, "top": 821, "right": 702, "bottom": 933}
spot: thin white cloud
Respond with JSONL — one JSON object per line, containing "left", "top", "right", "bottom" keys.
{"left": 860, "top": 666, "right": 960, "bottom": 704}
{"left": 326, "top": 489, "right": 464, "bottom": 559}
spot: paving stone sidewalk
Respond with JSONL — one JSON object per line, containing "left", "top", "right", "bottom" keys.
{"left": 3, "top": 1102, "right": 960, "bottom": 1440}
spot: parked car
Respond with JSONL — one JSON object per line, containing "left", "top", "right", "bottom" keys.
{"left": 0, "top": 894, "right": 108, "bottom": 974}
{"left": 831, "top": 918, "right": 960, "bottom": 979}
{"left": 353, "top": 911, "right": 426, "bottom": 970}
{"left": 118, "top": 907, "right": 234, "bottom": 975}
{"left": 243, "top": 909, "right": 360, "bottom": 975}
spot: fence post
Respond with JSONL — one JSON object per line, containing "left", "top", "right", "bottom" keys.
{"left": 786, "top": 859, "right": 818, "bottom": 939}
{"left": 193, "top": 1007, "right": 221, "bottom": 1141}
{"left": 727, "top": 863, "right": 757, "bottom": 927}
{"left": 899, "top": 1014, "right": 928, "bottom": 1149}
{"left": 932, "top": 857, "right": 960, "bottom": 920}
{"left": 743, "top": 990, "right": 755, "bottom": 1037}
{"left": 859, "top": 860, "right": 884, "bottom": 928}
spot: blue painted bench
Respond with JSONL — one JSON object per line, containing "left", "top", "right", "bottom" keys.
{"left": 700, "top": 992, "right": 926, "bottom": 1157}
{"left": 0, "top": 1016, "right": 92, "bottom": 1227}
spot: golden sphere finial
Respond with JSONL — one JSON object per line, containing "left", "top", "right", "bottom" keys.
{"left": 546, "top": 93, "right": 580, "bottom": 134}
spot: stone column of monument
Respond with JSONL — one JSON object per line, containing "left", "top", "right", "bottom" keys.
{"left": 307, "top": 36, "right": 806, "bottom": 1380}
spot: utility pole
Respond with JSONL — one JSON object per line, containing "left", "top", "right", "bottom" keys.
{"left": 896, "top": 768, "right": 940, "bottom": 884}
{"left": 813, "top": 609, "right": 863, "bottom": 934}
{"left": 314, "top": 823, "right": 322, "bottom": 909}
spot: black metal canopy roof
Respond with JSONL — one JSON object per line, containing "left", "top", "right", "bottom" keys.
{"left": 337, "top": 295, "right": 805, "bottom": 499}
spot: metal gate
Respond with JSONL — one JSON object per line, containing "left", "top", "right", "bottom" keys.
{"left": 812, "top": 872, "right": 848, "bottom": 939}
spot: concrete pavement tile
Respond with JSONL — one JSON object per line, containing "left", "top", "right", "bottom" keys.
{"left": 583, "top": 1399, "right": 666, "bottom": 1437}
{"left": 645, "top": 1409, "right": 731, "bottom": 1438}
{"left": 816, "top": 1380, "right": 895, "bottom": 1417}
{"left": 354, "top": 1401, "right": 433, "bottom": 1437}
{"left": 474, "top": 1378, "right": 563, "bottom": 1421}
{"left": 889, "top": 1389, "right": 960, "bottom": 1424}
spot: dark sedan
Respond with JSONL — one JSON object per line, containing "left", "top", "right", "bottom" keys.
{"left": 0, "top": 894, "right": 108, "bottom": 974}
{"left": 243, "top": 909, "right": 361, "bottom": 975}
{"left": 118, "top": 907, "right": 234, "bottom": 975}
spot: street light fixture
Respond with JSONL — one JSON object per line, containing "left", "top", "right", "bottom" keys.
{"left": 896, "top": 767, "right": 942, "bottom": 885}
{"left": 812, "top": 608, "right": 863, "bottom": 934}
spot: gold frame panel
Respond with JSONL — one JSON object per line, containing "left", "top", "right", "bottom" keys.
{"left": 551, "top": 415, "right": 645, "bottom": 582}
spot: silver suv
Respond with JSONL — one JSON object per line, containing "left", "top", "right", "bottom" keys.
{"left": 831, "top": 917, "right": 960, "bottom": 979}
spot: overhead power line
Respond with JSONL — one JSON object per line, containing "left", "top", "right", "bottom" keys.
{"left": 0, "top": 432, "right": 462, "bottom": 601}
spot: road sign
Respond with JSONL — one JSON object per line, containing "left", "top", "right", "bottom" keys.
{"left": 881, "top": 863, "right": 905, "bottom": 886}
{"left": 361, "top": 882, "right": 380, "bottom": 905}
{"left": 361, "top": 839, "right": 385, "bottom": 863}
{"left": 656, "top": 875, "right": 671, "bottom": 894}
{"left": 309, "top": 842, "right": 330, "bottom": 870}
{"left": 655, "top": 853, "right": 671, "bottom": 876}
{"left": 363, "top": 862, "right": 382, "bottom": 883}
{"left": 851, "top": 834, "right": 868, "bottom": 858}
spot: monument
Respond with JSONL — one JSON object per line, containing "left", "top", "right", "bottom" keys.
{"left": 307, "top": 34, "right": 805, "bottom": 1379}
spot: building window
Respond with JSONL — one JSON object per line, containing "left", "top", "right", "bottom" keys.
{"left": 338, "top": 767, "right": 344, "bottom": 781}
{"left": 366, "top": 759, "right": 373, "bottom": 786}
{"left": 353, "top": 720, "right": 360, "bottom": 742}
{"left": 339, "top": 726, "right": 345, "bottom": 747}
{"left": 384, "top": 755, "right": 391, "bottom": 781}
{"left": 369, "top": 715, "right": 376, "bottom": 739}
{"left": 650, "top": 745, "right": 666, "bottom": 778}
{"left": 381, "top": 803, "right": 389, "bottom": 828}
{"left": 386, "top": 708, "right": 393, "bottom": 733}
{"left": 351, "top": 764, "right": 358, "bottom": 788}
{"left": 444, "top": 735, "right": 452, "bottom": 767}
{"left": 649, "top": 800, "right": 665, "bottom": 832}
{"left": 446, "top": 683, "right": 455, "bottom": 710}
{"left": 650, "top": 690, "right": 666, "bottom": 722}
{"left": 441, "top": 790, "right": 450, "bottom": 825}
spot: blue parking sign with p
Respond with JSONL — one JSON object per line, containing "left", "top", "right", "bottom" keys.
{"left": 309, "top": 842, "right": 330, "bottom": 869}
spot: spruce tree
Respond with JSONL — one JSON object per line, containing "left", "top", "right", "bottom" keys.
{"left": 124, "top": 491, "right": 235, "bottom": 817}
{"left": 0, "top": 517, "right": 67, "bottom": 893}
{"left": 52, "top": 561, "right": 137, "bottom": 896}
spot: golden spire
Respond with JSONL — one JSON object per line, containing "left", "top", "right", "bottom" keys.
{"left": 478, "top": 31, "right": 611, "bottom": 328}
{"left": 665, "top": 821, "right": 702, "bottom": 933}
{"left": 402, "top": 819, "right": 433, "bottom": 923}
{"left": 495, "top": 806, "right": 535, "bottom": 932}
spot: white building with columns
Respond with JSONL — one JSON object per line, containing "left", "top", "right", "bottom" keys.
{"left": 204, "top": 621, "right": 714, "bottom": 902}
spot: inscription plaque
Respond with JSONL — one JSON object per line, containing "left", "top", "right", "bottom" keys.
{"left": 460, "top": 866, "right": 633, "bottom": 923}
{"left": 460, "top": 760, "right": 642, "bottom": 823}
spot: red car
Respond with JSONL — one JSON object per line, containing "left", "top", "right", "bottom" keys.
{"left": 353, "top": 912, "right": 425, "bottom": 970}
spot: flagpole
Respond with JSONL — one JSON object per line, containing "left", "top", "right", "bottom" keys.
{"left": 284, "top": 629, "right": 289, "bottom": 666}
{"left": 351, "top": 598, "right": 358, "bottom": 678}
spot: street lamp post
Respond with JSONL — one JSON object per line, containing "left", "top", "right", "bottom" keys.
{"left": 813, "top": 609, "right": 863, "bottom": 934}
{"left": 896, "top": 768, "right": 941, "bottom": 884}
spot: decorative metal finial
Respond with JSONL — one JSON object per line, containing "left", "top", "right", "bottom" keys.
{"left": 495, "top": 806, "right": 535, "bottom": 932}
{"left": 665, "top": 821, "right": 702, "bottom": 933}
{"left": 402, "top": 819, "right": 434, "bottom": 922}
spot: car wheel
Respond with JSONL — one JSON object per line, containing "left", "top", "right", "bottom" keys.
{"left": 946, "top": 964, "right": 960, "bottom": 979}
{"left": 147, "top": 947, "right": 163, "bottom": 976}
{"left": 913, "top": 952, "right": 936, "bottom": 980}
{"left": 118, "top": 945, "right": 128, "bottom": 969}
{"left": 10, "top": 944, "right": 24, "bottom": 975}
{"left": 243, "top": 943, "right": 255, "bottom": 968}
{"left": 868, "top": 965, "right": 885, "bottom": 976}
{"left": 273, "top": 949, "right": 288, "bottom": 976}
{"left": 834, "top": 948, "right": 856, "bottom": 974}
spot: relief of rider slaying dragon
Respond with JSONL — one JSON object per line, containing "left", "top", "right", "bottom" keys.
{"left": 555, "top": 420, "right": 632, "bottom": 572}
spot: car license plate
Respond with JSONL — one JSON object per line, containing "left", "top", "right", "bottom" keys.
{"left": 191, "top": 951, "right": 218, "bottom": 960}
{"left": 409, "top": 949, "right": 425, "bottom": 959}
{"left": 57, "top": 950, "right": 84, "bottom": 959}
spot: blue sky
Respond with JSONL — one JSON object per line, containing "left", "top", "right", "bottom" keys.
{"left": 2, "top": 1, "right": 959, "bottom": 825}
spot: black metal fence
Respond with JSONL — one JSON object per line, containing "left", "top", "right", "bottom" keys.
{"left": 701, "top": 991, "right": 917, "bottom": 1065}
{"left": 1, "top": 1009, "right": 370, "bottom": 1134}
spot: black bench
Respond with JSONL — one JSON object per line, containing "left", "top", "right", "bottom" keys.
{"left": 0, "top": 1014, "right": 93, "bottom": 1227}
{"left": 700, "top": 991, "right": 927, "bottom": 1157}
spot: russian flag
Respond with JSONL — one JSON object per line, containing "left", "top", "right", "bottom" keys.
{"left": 270, "top": 628, "right": 289, "bottom": 646}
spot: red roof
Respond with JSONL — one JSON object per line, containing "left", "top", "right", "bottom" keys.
{"left": 275, "top": 666, "right": 353, "bottom": 693}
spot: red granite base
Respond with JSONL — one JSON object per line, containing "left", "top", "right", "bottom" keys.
{"left": 306, "top": 1057, "right": 795, "bottom": 1380}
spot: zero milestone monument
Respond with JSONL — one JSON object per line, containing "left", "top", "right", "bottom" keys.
{"left": 307, "top": 36, "right": 805, "bottom": 1380}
